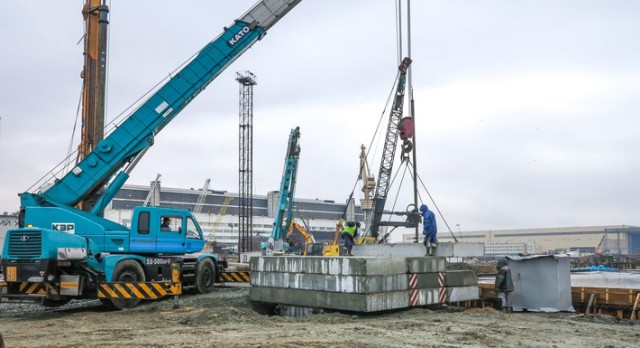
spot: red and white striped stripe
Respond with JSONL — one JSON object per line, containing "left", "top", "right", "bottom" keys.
{"left": 409, "top": 274, "right": 419, "bottom": 306}
{"left": 438, "top": 272, "right": 447, "bottom": 303}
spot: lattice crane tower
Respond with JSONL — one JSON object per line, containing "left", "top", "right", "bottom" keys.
{"left": 237, "top": 71, "right": 256, "bottom": 253}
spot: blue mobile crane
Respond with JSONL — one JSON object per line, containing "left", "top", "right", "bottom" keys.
{"left": 264, "top": 127, "right": 301, "bottom": 254}
{"left": 1, "top": 0, "right": 301, "bottom": 309}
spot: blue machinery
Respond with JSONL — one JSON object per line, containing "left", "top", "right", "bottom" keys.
{"left": 2, "top": 0, "right": 301, "bottom": 309}
{"left": 265, "top": 127, "right": 301, "bottom": 254}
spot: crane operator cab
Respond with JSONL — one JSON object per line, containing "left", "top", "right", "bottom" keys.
{"left": 129, "top": 207, "right": 205, "bottom": 254}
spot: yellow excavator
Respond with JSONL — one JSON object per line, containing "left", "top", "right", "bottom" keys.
{"left": 287, "top": 221, "right": 324, "bottom": 256}
{"left": 323, "top": 219, "right": 376, "bottom": 256}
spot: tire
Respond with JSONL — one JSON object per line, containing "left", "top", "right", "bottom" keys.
{"left": 195, "top": 258, "right": 216, "bottom": 294}
{"left": 103, "top": 259, "right": 145, "bottom": 310}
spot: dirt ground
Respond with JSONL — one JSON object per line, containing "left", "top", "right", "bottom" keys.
{"left": 1, "top": 287, "right": 638, "bottom": 348}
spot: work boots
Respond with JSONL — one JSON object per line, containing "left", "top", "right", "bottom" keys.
{"left": 425, "top": 246, "right": 437, "bottom": 256}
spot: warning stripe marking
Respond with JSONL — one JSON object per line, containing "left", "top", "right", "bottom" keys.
{"left": 409, "top": 274, "right": 417, "bottom": 289}
{"left": 219, "top": 271, "right": 250, "bottom": 283}
{"left": 152, "top": 283, "right": 168, "bottom": 296}
{"left": 437, "top": 272, "right": 446, "bottom": 288}
{"left": 17, "top": 282, "right": 46, "bottom": 295}
{"left": 126, "top": 283, "right": 145, "bottom": 299}
{"left": 97, "top": 282, "right": 180, "bottom": 299}
{"left": 139, "top": 284, "right": 158, "bottom": 299}
{"left": 437, "top": 272, "right": 447, "bottom": 303}
{"left": 114, "top": 284, "right": 131, "bottom": 298}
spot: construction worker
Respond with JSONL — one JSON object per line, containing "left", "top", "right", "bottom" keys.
{"left": 495, "top": 257, "right": 514, "bottom": 312}
{"left": 341, "top": 221, "right": 360, "bottom": 256}
{"left": 420, "top": 204, "right": 437, "bottom": 256}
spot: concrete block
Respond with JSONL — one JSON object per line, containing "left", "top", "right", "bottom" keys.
{"left": 250, "top": 286, "right": 409, "bottom": 312}
{"left": 352, "top": 242, "right": 484, "bottom": 258}
{"left": 445, "top": 270, "right": 477, "bottom": 287}
{"left": 406, "top": 257, "right": 446, "bottom": 273}
{"left": 435, "top": 242, "right": 485, "bottom": 257}
{"left": 353, "top": 243, "right": 425, "bottom": 257}
{"left": 412, "top": 273, "right": 441, "bottom": 289}
{"left": 251, "top": 271, "right": 409, "bottom": 293}
{"left": 447, "top": 286, "right": 480, "bottom": 302}
{"left": 409, "top": 288, "right": 441, "bottom": 306}
{"left": 250, "top": 256, "right": 407, "bottom": 275}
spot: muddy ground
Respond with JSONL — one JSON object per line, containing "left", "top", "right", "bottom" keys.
{"left": 0, "top": 287, "right": 638, "bottom": 348}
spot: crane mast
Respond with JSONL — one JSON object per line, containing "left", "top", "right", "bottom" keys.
{"left": 359, "top": 145, "right": 376, "bottom": 217}
{"left": 366, "top": 57, "right": 412, "bottom": 239}
{"left": 267, "top": 127, "right": 301, "bottom": 253}
{"left": 78, "top": 0, "right": 109, "bottom": 211}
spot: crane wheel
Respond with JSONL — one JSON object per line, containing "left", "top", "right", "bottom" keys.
{"left": 101, "top": 259, "right": 146, "bottom": 310}
{"left": 195, "top": 258, "right": 216, "bottom": 294}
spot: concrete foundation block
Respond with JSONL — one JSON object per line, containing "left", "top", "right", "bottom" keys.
{"left": 435, "top": 242, "right": 485, "bottom": 257}
{"left": 250, "top": 286, "right": 409, "bottom": 312}
{"left": 251, "top": 271, "right": 409, "bottom": 293}
{"left": 250, "top": 256, "right": 407, "bottom": 275}
{"left": 353, "top": 243, "right": 425, "bottom": 257}
{"left": 444, "top": 270, "right": 477, "bottom": 287}
{"left": 413, "top": 273, "right": 441, "bottom": 289}
{"left": 409, "top": 288, "right": 441, "bottom": 306}
{"left": 447, "top": 286, "right": 480, "bottom": 302}
{"left": 352, "top": 242, "right": 485, "bottom": 258}
{"left": 406, "top": 257, "right": 446, "bottom": 273}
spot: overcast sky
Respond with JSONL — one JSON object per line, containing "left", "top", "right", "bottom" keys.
{"left": 1, "top": 1, "right": 639, "bottom": 237}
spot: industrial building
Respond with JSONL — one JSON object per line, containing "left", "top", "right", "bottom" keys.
{"left": 403, "top": 225, "right": 640, "bottom": 256}
{"left": 104, "top": 183, "right": 364, "bottom": 251}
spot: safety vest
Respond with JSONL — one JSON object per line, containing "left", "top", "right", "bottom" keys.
{"left": 343, "top": 225, "right": 356, "bottom": 237}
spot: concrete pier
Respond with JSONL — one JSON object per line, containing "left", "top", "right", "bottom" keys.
{"left": 249, "top": 256, "right": 480, "bottom": 313}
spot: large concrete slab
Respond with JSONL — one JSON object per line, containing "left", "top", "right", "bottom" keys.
{"left": 445, "top": 270, "right": 477, "bottom": 287}
{"left": 250, "top": 286, "right": 410, "bottom": 312}
{"left": 407, "top": 257, "right": 446, "bottom": 273}
{"left": 447, "top": 286, "right": 480, "bottom": 302}
{"left": 435, "top": 242, "right": 485, "bottom": 257}
{"left": 250, "top": 256, "right": 407, "bottom": 275}
{"left": 251, "top": 271, "right": 409, "bottom": 293}
{"left": 410, "top": 288, "right": 441, "bottom": 307}
{"left": 353, "top": 242, "right": 485, "bottom": 258}
{"left": 353, "top": 243, "right": 425, "bottom": 257}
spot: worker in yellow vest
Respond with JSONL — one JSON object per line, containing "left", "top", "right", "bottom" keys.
{"left": 341, "top": 221, "right": 360, "bottom": 256}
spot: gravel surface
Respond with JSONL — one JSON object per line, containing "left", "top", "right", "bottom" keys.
{"left": 1, "top": 287, "right": 639, "bottom": 347}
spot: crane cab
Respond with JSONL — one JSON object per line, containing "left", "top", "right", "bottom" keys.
{"left": 129, "top": 207, "right": 205, "bottom": 254}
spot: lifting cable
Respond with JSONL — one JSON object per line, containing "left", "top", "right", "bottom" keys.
{"left": 406, "top": 160, "right": 458, "bottom": 242}
{"left": 339, "top": 70, "right": 403, "bottom": 220}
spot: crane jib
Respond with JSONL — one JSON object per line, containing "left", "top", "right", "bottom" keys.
{"left": 36, "top": 21, "right": 264, "bottom": 209}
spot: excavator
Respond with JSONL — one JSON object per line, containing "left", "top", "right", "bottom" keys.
{"left": 287, "top": 221, "right": 323, "bottom": 256}
{"left": 1, "top": 0, "right": 301, "bottom": 309}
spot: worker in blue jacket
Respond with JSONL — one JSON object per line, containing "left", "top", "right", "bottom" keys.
{"left": 420, "top": 204, "right": 437, "bottom": 256}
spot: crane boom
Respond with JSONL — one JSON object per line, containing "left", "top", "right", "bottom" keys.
{"left": 267, "top": 127, "right": 301, "bottom": 253}
{"left": 3, "top": 0, "right": 302, "bottom": 309}
{"left": 193, "top": 179, "right": 211, "bottom": 214}
{"left": 22, "top": 0, "right": 302, "bottom": 216}
{"left": 366, "top": 57, "right": 412, "bottom": 239}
